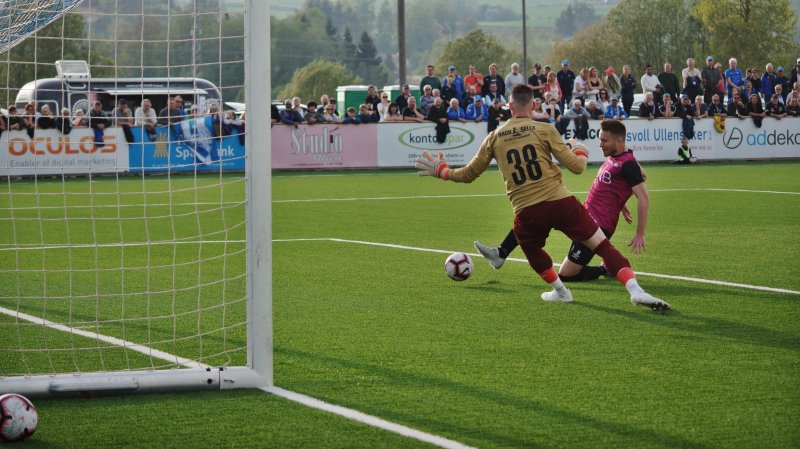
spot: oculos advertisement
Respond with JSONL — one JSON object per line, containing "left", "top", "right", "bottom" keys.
{"left": 0, "top": 128, "right": 129, "bottom": 176}
{"left": 1, "top": 119, "right": 245, "bottom": 177}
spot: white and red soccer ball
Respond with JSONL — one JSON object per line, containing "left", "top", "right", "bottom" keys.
{"left": 0, "top": 393, "right": 38, "bottom": 442}
{"left": 445, "top": 252, "right": 473, "bottom": 281}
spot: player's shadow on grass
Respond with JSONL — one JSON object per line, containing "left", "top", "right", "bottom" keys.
{"left": 572, "top": 297, "right": 800, "bottom": 354}
{"left": 276, "top": 346, "right": 716, "bottom": 449}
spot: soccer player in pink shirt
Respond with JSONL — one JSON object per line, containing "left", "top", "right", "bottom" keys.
{"left": 474, "top": 119, "right": 651, "bottom": 283}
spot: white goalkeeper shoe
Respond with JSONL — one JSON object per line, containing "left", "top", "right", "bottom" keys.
{"left": 473, "top": 241, "right": 506, "bottom": 269}
{"left": 631, "top": 292, "right": 671, "bottom": 311}
{"left": 540, "top": 289, "right": 573, "bottom": 303}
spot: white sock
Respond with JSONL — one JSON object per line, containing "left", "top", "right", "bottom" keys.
{"left": 624, "top": 278, "right": 645, "bottom": 296}
{"left": 550, "top": 279, "right": 569, "bottom": 296}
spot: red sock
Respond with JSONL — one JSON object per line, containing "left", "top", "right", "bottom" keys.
{"left": 538, "top": 267, "right": 559, "bottom": 284}
{"left": 593, "top": 239, "right": 630, "bottom": 277}
{"left": 616, "top": 267, "right": 636, "bottom": 286}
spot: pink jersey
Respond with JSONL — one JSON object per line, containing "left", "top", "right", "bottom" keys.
{"left": 584, "top": 150, "right": 643, "bottom": 235}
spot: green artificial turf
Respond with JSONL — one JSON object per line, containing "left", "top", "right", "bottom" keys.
{"left": 1, "top": 162, "right": 798, "bottom": 448}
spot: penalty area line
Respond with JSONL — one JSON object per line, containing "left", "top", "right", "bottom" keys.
{"left": 275, "top": 238, "right": 800, "bottom": 296}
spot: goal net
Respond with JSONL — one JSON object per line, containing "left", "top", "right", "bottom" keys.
{"left": 0, "top": 0, "right": 272, "bottom": 395}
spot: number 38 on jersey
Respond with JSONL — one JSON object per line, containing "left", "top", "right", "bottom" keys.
{"left": 506, "top": 144, "right": 542, "bottom": 185}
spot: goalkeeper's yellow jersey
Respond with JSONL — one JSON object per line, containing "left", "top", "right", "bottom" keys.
{"left": 449, "top": 117, "right": 587, "bottom": 215}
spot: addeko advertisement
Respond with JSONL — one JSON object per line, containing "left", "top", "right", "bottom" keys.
{"left": 0, "top": 128, "right": 129, "bottom": 176}
{"left": 271, "top": 124, "right": 378, "bottom": 169}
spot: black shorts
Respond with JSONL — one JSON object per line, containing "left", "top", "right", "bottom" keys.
{"left": 566, "top": 227, "right": 613, "bottom": 266}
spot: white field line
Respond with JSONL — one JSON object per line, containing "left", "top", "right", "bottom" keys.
{"left": 275, "top": 238, "right": 800, "bottom": 296}
{"left": 272, "top": 188, "right": 800, "bottom": 203}
{"left": 0, "top": 305, "right": 205, "bottom": 369}
{"left": 263, "top": 386, "right": 478, "bottom": 449}
{"left": 0, "top": 293, "right": 477, "bottom": 449}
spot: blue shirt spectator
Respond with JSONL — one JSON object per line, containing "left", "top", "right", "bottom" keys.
{"left": 279, "top": 100, "right": 303, "bottom": 126}
{"left": 604, "top": 97, "right": 628, "bottom": 119}
{"left": 442, "top": 65, "right": 465, "bottom": 103}
{"left": 446, "top": 99, "right": 467, "bottom": 122}
{"left": 761, "top": 65, "right": 778, "bottom": 98}
{"left": 724, "top": 58, "right": 745, "bottom": 100}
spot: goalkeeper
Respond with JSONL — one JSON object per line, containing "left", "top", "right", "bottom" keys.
{"left": 474, "top": 119, "right": 650, "bottom": 283}
{"left": 416, "top": 84, "right": 669, "bottom": 310}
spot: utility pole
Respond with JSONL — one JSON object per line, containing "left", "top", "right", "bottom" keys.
{"left": 522, "top": 0, "right": 527, "bottom": 78}
{"left": 397, "top": 0, "right": 406, "bottom": 85}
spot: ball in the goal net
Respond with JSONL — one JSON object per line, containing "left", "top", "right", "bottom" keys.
{"left": 0, "top": 394, "right": 38, "bottom": 442}
{"left": 445, "top": 253, "right": 474, "bottom": 281}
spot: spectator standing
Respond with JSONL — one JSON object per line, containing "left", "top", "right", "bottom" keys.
{"left": 707, "top": 94, "right": 726, "bottom": 117}
{"left": 546, "top": 96, "right": 567, "bottom": 135}
{"left": 641, "top": 64, "right": 660, "bottom": 95}
{"left": 773, "top": 84, "right": 786, "bottom": 105}
{"left": 420, "top": 65, "right": 442, "bottom": 95}
{"left": 464, "top": 64, "right": 484, "bottom": 98}
{"left": 693, "top": 95, "right": 708, "bottom": 118}
{"left": 223, "top": 110, "right": 245, "bottom": 145}
{"left": 761, "top": 63, "right": 778, "bottom": 101}
{"left": 544, "top": 72, "right": 562, "bottom": 105}
{"left": 701, "top": 56, "right": 721, "bottom": 104}
{"left": 604, "top": 96, "right": 627, "bottom": 120}
{"left": 111, "top": 98, "right": 135, "bottom": 143}
{"left": 442, "top": 66, "right": 465, "bottom": 103}
{"left": 556, "top": 59, "right": 576, "bottom": 109}
{"left": 678, "top": 95, "right": 696, "bottom": 138}
{"left": 21, "top": 103, "right": 36, "bottom": 138}
{"left": 604, "top": 67, "right": 621, "bottom": 98}
{"left": 682, "top": 58, "right": 703, "bottom": 100}
{"left": 572, "top": 68, "right": 589, "bottom": 106}
{"left": 531, "top": 98, "right": 550, "bottom": 122}
{"left": 725, "top": 58, "right": 745, "bottom": 103}
{"left": 597, "top": 89, "right": 612, "bottom": 111}
{"left": 394, "top": 83, "right": 413, "bottom": 113}
{"left": 446, "top": 98, "right": 467, "bottom": 123}
{"left": 774, "top": 67, "right": 790, "bottom": 101}
{"left": 528, "top": 63, "right": 546, "bottom": 99}
{"left": 746, "top": 93, "right": 766, "bottom": 127}
{"left": 505, "top": 63, "right": 526, "bottom": 90}
{"left": 747, "top": 68, "right": 761, "bottom": 98}
{"left": 461, "top": 86, "right": 477, "bottom": 110}
{"left": 291, "top": 97, "right": 305, "bottom": 120}
{"left": 376, "top": 92, "right": 391, "bottom": 121}
{"left": 789, "top": 58, "right": 800, "bottom": 93}
{"left": 483, "top": 63, "right": 505, "bottom": 98}
{"left": 657, "top": 63, "right": 680, "bottom": 99}
{"left": 620, "top": 65, "right": 637, "bottom": 116}
{"left": 364, "top": 86, "right": 380, "bottom": 109}
{"left": 321, "top": 103, "right": 341, "bottom": 123}
{"left": 134, "top": 98, "right": 158, "bottom": 140}
{"left": 586, "top": 67, "right": 603, "bottom": 103}
{"left": 419, "top": 85, "right": 435, "bottom": 116}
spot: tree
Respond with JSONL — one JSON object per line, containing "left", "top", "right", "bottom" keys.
{"left": 555, "top": 1, "right": 599, "bottom": 38}
{"left": 271, "top": 9, "right": 339, "bottom": 90}
{"left": 548, "top": 21, "right": 627, "bottom": 73}
{"left": 692, "top": 0, "right": 800, "bottom": 68}
{"left": 277, "top": 59, "right": 364, "bottom": 102}
{"left": 432, "top": 29, "right": 513, "bottom": 78}
{"left": 341, "top": 27, "right": 358, "bottom": 63}
{"left": 354, "top": 31, "right": 389, "bottom": 85}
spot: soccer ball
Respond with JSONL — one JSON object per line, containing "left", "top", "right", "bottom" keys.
{"left": 445, "top": 252, "right": 473, "bottom": 281}
{"left": 0, "top": 394, "right": 38, "bottom": 442}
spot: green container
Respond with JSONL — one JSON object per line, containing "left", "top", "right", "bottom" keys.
{"left": 383, "top": 84, "right": 420, "bottom": 106}
{"left": 336, "top": 85, "right": 370, "bottom": 116}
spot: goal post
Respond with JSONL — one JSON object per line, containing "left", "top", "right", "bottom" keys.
{"left": 0, "top": 0, "right": 272, "bottom": 396}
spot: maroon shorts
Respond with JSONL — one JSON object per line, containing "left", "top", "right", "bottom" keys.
{"left": 513, "top": 196, "right": 599, "bottom": 252}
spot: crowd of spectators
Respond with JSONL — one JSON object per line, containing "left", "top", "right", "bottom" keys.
{"left": 271, "top": 57, "right": 800, "bottom": 137}
{"left": 0, "top": 96, "right": 246, "bottom": 146}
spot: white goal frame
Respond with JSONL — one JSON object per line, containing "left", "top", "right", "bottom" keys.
{"left": 0, "top": 0, "right": 272, "bottom": 396}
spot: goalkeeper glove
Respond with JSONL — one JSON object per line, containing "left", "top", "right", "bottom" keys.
{"left": 415, "top": 150, "right": 451, "bottom": 180}
{"left": 566, "top": 138, "right": 589, "bottom": 159}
